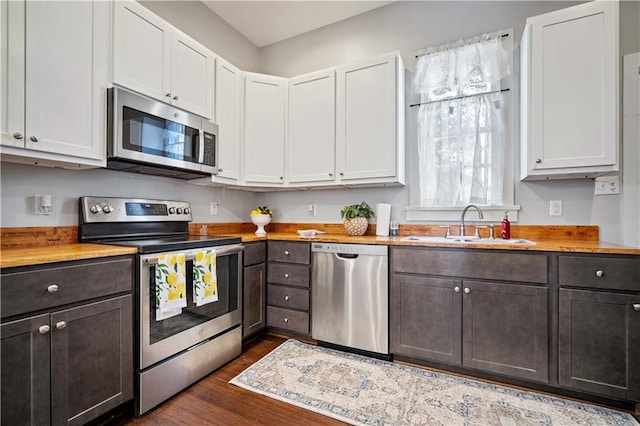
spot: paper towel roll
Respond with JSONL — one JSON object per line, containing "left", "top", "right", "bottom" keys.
{"left": 375, "top": 203, "right": 391, "bottom": 236}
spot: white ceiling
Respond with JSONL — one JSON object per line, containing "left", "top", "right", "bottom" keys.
{"left": 202, "top": 1, "right": 395, "bottom": 47}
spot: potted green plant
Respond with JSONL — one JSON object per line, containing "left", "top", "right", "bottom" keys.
{"left": 340, "top": 201, "right": 374, "bottom": 236}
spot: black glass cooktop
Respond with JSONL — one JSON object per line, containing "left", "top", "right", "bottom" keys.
{"left": 95, "top": 234, "right": 242, "bottom": 254}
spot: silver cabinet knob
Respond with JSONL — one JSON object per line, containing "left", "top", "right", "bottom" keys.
{"left": 55, "top": 321, "right": 67, "bottom": 330}
{"left": 284, "top": 273, "right": 289, "bottom": 279}
{"left": 464, "top": 288, "right": 470, "bottom": 294}
{"left": 329, "top": 172, "right": 333, "bottom": 177}
{"left": 165, "top": 93, "right": 171, "bottom": 97}
{"left": 218, "top": 168, "right": 223, "bottom": 173}
{"left": 284, "top": 250, "right": 290, "bottom": 256}
{"left": 39, "top": 325, "right": 50, "bottom": 334}
{"left": 173, "top": 95, "right": 179, "bottom": 100}
{"left": 595, "top": 270, "right": 604, "bottom": 278}
{"left": 47, "top": 284, "right": 59, "bottom": 293}
{"left": 454, "top": 286, "right": 461, "bottom": 293}
{"left": 339, "top": 172, "right": 344, "bottom": 176}
{"left": 284, "top": 295, "right": 290, "bottom": 301}
{"left": 633, "top": 304, "right": 640, "bottom": 312}
{"left": 283, "top": 318, "right": 289, "bottom": 323}
{"left": 13, "top": 132, "right": 23, "bottom": 140}
{"left": 30, "top": 135, "right": 39, "bottom": 142}
{"left": 279, "top": 176, "right": 284, "bottom": 180}
{"left": 535, "top": 158, "right": 542, "bottom": 164}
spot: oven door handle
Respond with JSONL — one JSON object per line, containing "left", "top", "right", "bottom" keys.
{"left": 143, "top": 244, "right": 244, "bottom": 265}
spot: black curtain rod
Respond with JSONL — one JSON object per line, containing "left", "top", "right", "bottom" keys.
{"left": 415, "top": 33, "right": 510, "bottom": 58}
{"left": 409, "top": 88, "right": 510, "bottom": 108}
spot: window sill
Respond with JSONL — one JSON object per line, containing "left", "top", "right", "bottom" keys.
{"left": 405, "top": 205, "right": 520, "bottom": 222}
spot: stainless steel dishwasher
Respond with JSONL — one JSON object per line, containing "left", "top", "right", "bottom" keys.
{"left": 311, "top": 243, "right": 389, "bottom": 355}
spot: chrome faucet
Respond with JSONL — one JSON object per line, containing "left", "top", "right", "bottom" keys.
{"left": 460, "top": 204, "right": 484, "bottom": 237}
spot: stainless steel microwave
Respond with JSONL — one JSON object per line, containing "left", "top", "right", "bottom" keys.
{"left": 107, "top": 87, "right": 218, "bottom": 179}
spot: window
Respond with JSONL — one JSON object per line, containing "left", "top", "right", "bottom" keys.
{"left": 407, "top": 31, "right": 519, "bottom": 222}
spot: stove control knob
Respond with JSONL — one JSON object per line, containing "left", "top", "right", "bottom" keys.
{"left": 102, "top": 205, "right": 114, "bottom": 213}
{"left": 89, "top": 205, "right": 100, "bottom": 214}
{"left": 176, "top": 208, "right": 183, "bottom": 214}
{"left": 168, "top": 207, "right": 176, "bottom": 214}
{"left": 183, "top": 208, "right": 191, "bottom": 214}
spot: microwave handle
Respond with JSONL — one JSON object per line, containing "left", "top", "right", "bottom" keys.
{"left": 198, "top": 129, "right": 205, "bottom": 164}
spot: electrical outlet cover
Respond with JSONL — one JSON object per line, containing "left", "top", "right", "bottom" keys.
{"left": 594, "top": 176, "right": 620, "bottom": 195}
{"left": 550, "top": 200, "right": 562, "bottom": 216}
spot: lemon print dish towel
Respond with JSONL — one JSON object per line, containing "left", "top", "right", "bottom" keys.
{"left": 194, "top": 249, "right": 218, "bottom": 307}
{"left": 155, "top": 253, "right": 187, "bottom": 320}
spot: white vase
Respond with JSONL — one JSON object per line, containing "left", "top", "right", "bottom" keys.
{"left": 343, "top": 217, "right": 369, "bottom": 236}
{"left": 250, "top": 214, "right": 271, "bottom": 235}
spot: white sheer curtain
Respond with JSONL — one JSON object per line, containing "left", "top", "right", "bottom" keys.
{"left": 415, "top": 34, "right": 510, "bottom": 206}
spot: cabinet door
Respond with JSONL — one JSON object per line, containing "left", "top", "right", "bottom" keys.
{"left": 17, "top": 0, "right": 108, "bottom": 161}
{"left": 243, "top": 72, "right": 287, "bottom": 184}
{"left": 170, "top": 31, "right": 214, "bottom": 119}
{"left": 391, "top": 274, "right": 462, "bottom": 365}
{"left": 559, "top": 289, "right": 640, "bottom": 400}
{"left": 462, "top": 281, "right": 548, "bottom": 383}
{"left": 1, "top": 0, "right": 25, "bottom": 148}
{"left": 215, "top": 58, "right": 242, "bottom": 182}
{"left": 243, "top": 263, "right": 266, "bottom": 339}
{"left": 1, "top": 314, "right": 50, "bottom": 426}
{"left": 288, "top": 69, "right": 336, "bottom": 184}
{"left": 113, "top": 0, "right": 171, "bottom": 102}
{"left": 336, "top": 53, "right": 399, "bottom": 182}
{"left": 50, "top": 296, "right": 133, "bottom": 426}
{"left": 525, "top": 0, "right": 618, "bottom": 175}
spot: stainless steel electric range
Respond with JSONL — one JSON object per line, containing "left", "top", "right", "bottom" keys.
{"left": 79, "top": 197, "right": 243, "bottom": 415}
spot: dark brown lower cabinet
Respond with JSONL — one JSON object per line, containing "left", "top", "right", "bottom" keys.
{"left": 1, "top": 295, "right": 133, "bottom": 426}
{"left": 392, "top": 273, "right": 548, "bottom": 383}
{"left": 243, "top": 242, "right": 267, "bottom": 339}
{"left": 559, "top": 289, "right": 640, "bottom": 400}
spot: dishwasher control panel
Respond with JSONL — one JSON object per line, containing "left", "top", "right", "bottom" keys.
{"left": 311, "top": 243, "right": 388, "bottom": 256}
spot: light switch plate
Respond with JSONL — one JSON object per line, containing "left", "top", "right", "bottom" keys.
{"left": 594, "top": 176, "right": 620, "bottom": 195}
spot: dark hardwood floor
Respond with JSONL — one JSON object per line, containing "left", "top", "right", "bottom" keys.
{"left": 119, "top": 335, "right": 345, "bottom": 425}
{"left": 113, "top": 334, "right": 640, "bottom": 425}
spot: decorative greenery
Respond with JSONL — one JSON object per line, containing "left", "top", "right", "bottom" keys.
{"left": 340, "top": 201, "right": 374, "bottom": 220}
{"left": 251, "top": 206, "right": 273, "bottom": 217}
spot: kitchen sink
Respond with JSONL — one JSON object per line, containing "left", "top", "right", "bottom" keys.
{"left": 402, "top": 236, "right": 536, "bottom": 245}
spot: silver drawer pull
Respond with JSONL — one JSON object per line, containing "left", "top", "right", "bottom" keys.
{"left": 454, "top": 286, "right": 461, "bottom": 293}
{"left": 595, "top": 270, "right": 604, "bottom": 278}
{"left": 38, "top": 325, "right": 50, "bottom": 334}
{"left": 284, "top": 250, "right": 290, "bottom": 256}
{"left": 47, "top": 284, "right": 59, "bottom": 293}
{"left": 284, "top": 295, "right": 290, "bottom": 301}
{"left": 464, "top": 288, "right": 470, "bottom": 294}
{"left": 284, "top": 273, "right": 290, "bottom": 279}
{"left": 633, "top": 304, "right": 640, "bottom": 312}
{"left": 55, "top": 321, "right": 67, "bottom": 330}
{"left": 13, "top": 132, "right": 23, "bottom": 140}
{"left": 283, "top": 318, "right": 289, "bottom": 323}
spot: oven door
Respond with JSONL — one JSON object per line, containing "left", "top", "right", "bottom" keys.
{"left": 138, "top": 244, "right": 243, "bottom": 370}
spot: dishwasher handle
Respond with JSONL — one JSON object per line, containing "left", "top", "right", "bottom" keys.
{"left": 336, "top": 253, "right": 359, "bottom": 260}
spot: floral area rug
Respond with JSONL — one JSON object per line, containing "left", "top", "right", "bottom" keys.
{"left": 230, "top": 339, "right": 638, "bottom": 425}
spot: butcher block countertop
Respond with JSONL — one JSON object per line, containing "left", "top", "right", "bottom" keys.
{"left": 2, "top": 224, "right": 638, "bottom": 269}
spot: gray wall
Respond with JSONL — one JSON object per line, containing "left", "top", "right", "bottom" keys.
{"left": 2, "top": 1, "right": 638, "bottom": 246}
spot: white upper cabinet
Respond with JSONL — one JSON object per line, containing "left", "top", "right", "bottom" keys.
{"left": 0, "top": 0, "right": 109, "bottom": 168}
{"left": 214, "top": 58, "right": 242, "bottom": 182}
{"left": 336, "top": 52, "right": 405, "bottom": 186}
{"left": 287, "top": 68, "right": 336, "bottom": 185}
{"left": 520, "top": 0, "right": 619, "bottom": 180}
{"left": 243, "top": 72, "right": 288, "bottom": 185}
{"left": 113, "top": 1, "right": 214, "bottom": 119}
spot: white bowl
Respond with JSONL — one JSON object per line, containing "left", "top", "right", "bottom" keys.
{"left": 250, "top": 214, "right": 271, "bottom": 235}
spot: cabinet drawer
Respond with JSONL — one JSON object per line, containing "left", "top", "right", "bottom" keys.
{"left": 267, "top": 263, "right": 310, "bottom": 287}
{"left": 1, "top": 257, "right": 133, "bottom": 318}
{"left": 244, "top": 242, "right": 266, "bottom": 266}
{"left": 267, "top": 285, "right": 309, "bottom": 311}
{"left": 392, "top": 248, "right": 548, "bottom": 284}
{"left": 558, "top": 255, "right": 640, "bottom": 291}
{"left": 268, "top": 241, "right": 310, "bottom": 264}
{"left": 267, "top": 306, "right": 309, "bottom": 334}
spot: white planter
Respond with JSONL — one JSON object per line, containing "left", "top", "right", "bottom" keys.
{"left": 250, "top": 214, "right": 271, "bottom": 235}
{"left": 343, "top": 217, "right": 369, "bottom": 236}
